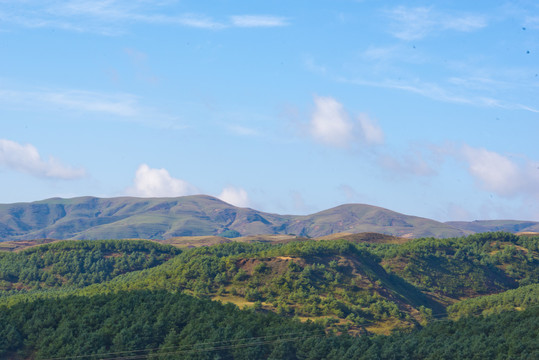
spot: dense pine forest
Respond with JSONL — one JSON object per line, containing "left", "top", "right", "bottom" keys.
{"left": 0, "top": 232, "right": 537, "bottom": 359}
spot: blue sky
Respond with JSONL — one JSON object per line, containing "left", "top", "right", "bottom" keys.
{"left": 1, "top": 0, "right": 538, "bottom": 222}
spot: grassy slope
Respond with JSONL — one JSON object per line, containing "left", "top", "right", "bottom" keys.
{"left": 0, "top": 196, "right": 469, "bottom": 241}
{"left": 0, "top": 196, "right": 292, "bottom": 240}
{"left": 286, "top": 204, "right": 468, "bottom": 238}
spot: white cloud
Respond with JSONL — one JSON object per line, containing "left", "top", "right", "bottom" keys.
{"left": 308, "top": 96, "right": 385, "bottom": 148}
{"left": 0, "top": 139, "right": 86, "bottom": 179}
{"left": 372, "top": 142, "right": 539, "bottom": 203}
{"left": 461, "top": 146, "right": 521, "bottom": 195}
{"left": 127, "top": 164, "right": 198, "bottom": 197}
{"left": 230, "top": 15, "right": 288, "bottom": 27}
{"left": 387, "top": 6, "right": 487, "bottom": 40}
{"left": 309, "top": 96, "right": 354, "bottom": 147}
{"left": 460, "top": 145, "right": 539, "bottom": 199}
{"left": 218, "top": 186, "right": 250, "bottom": 207}
{"left": 358, "top": 114, "right": 384, "bottom": 145}
{"left": 127, "top": 166, "right": 252, "bottom": 206}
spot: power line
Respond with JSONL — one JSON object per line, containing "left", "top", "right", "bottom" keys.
{"left": 99, "top": 334, "right": 325, "bottom": 360}
{"left": 41, "top": 311, "right": 453, "bottom": 360}
{"left": 41, "top": 330, "right": 327, "bottom": 360}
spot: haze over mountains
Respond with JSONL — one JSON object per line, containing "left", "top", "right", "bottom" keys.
{"left": 0, "top": 195, "right": 538, "bottom": 241}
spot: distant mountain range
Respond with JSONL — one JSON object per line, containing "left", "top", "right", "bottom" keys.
{"left": 0, "top": 195, "right": 538, "bottom": 241}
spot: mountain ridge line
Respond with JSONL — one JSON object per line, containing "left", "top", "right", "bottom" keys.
{"left": 0, "top": 195, "right": 538, "bottom": 241}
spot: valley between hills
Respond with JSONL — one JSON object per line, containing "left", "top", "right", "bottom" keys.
{"left": 0, "top": 196, "right": 538, "bottom": 359}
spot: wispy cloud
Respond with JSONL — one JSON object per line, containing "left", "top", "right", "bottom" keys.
{"left": 525, "top": 16, "right": 539, "bottom": 29}
{"left": 44, "top": 2, "right": 226, "bottom": 30}
{"left": 0, "top": 139, "right": 86, "bottom": 179}
{"left": 362, "top": 45, "right": 402, "bottom": 62}
{"left": 357, "top": 114, "right": 384, "bottom": 145}
{"left": 124, "top": 47, "right": 160, "bottom": 84}
{"left": 0, "top": 86, "right": 186, "bottom": 129}
{"left": 289, "top": 190, "right": 315, "bottom": 214}
{"left": 386, "top": 6, "right": 487, "bottom": 40}
{"left": 379, "top": 141, "right": 539, "bottom": 201}
{"left": 338, "top": 77, "right": 539, "bottom": 113}
{"left": 338, "top": 184, "right": 371, "bottom": 204}
{"left": 45, "top": 91, "right": 139, "bottom": 116}
{"left": 0, "top": 88, "right": 140, "bottom": 117}
{"left": 377, "top": 150, "right": 437, "bottom": 177}
{"left": 448, "top": 16, "right": 488, "bottom": 32}
{"left": 230, "top": 15, "right": 289, "bottom": 28}
{"left": 227, "top": 124, "right": 260, "bottom": 137}
{"left": 0, "top": 1, "right": 289, "bottom": 33}
{"left": 176, "top": 14, "right": 224, "bottom": 29}
{"left": 305, "top": 16, "right": 537, "bottom": 115}
{"left": 376, "top": 139, "right": 447, "bottom": 180}
{"left": 303, "top": 56, "right": 327, "bottom": 75}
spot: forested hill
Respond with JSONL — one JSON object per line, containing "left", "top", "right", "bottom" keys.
{"left": 0, "top": 232, "right": 537, "bottom": 359}
{"left": 3, "top": 195, "right": 536, "bottom": 241}
{"left": 0, "top": 240, "right": 180, "bottom": 292}
{"left": 1, "top": 233, "right": 537, "bottom": 332}
{"left": 1, "top": 290, "right": 537, "bottom": 359}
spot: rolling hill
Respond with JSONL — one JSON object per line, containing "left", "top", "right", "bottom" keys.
{"left": 1, "top": 195, "right": 537, "bottom": 241}
{"left": 0, "top": 196, "right": 472, "bottom": 241}
{"left": 1, "top": 232, "right": 537, "bottom": 335}
{"left": 445, "top": 220, "right": 539, "bottom": 234}
{"left": 0, "top": 233, "right": 537, "bottom": 358}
